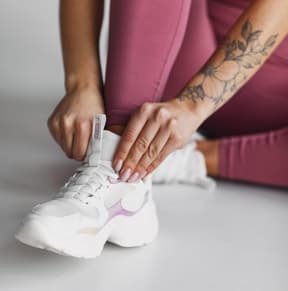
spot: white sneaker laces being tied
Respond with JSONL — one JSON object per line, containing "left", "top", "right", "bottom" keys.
{"left": 57, "top": 161, "right": 119, "bottom": 206}
{"left": 14, "top": 114, "right": 159, "bottom": 259}
{"left": 56, "top": 114, "right": 121, "bottom": 208}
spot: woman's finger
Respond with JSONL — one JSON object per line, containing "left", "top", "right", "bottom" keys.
{"left": 72, "top": 119, "right": 91, "bottom": 161}
{"left": 131, "top": 124, "right": 171, "bottom": 180}
{"left": 146, "top": 120, "right": 183, "bottom": 175}
{"left": 47, "top": 116, "right": 62, "bottom": 145}
{"left": 60, "top": 116, "right": 74, "bottom": 158}
{"left": 119, "top": 115, "right": 161, "bottom": 180}
{"left": 113, "top": 102, "right": 153, "bottom": 172}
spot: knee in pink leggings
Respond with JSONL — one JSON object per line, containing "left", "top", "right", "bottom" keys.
{"left": 104, "top": 0, "right": 288, "bottom": 187}
{"left": 104, "top": 0, "right": 216, "bottom": 125}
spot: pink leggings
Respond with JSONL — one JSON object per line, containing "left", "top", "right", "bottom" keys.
{"left": 104, "top": 0, "right": 288, "bottom": 187}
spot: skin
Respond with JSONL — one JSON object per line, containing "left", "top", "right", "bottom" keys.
{"left": 109, "top": 124, "right": 220, "bottom": 177}
{"left": 48, "top": 0, "right": 105, "bottom": 160}
{"left": 196, "top": 139, "right": 220, "bottom": 177}
{"left": 49, "top": 0, "right": 288, "bottom": 181}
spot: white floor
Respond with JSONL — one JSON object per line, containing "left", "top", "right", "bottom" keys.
{"left": 0, "top": 99, "right": 288, "bottom": 291}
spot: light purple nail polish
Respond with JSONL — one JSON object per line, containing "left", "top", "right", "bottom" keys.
{"left": 120, "top": 168, "right": 131, "bottom": 182}
{"left": 140, "top": 171, "right": 147, "bottom": 180}
{"left": 128, "top": 172, "right": 139, "bottom": 183}
{"left": 114, "top": 159, "right": 123, "bottom": 172}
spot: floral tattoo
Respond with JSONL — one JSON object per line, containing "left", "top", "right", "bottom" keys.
{"left": 177, "top": 19, "right": 279, "bottom": 107}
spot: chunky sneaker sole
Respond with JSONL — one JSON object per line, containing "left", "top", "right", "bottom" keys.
{"left": 15, "top": 199, "right": 158, "bottom": 259}
{"left": 15, "top": 115, "right": 159, "bottom": 258}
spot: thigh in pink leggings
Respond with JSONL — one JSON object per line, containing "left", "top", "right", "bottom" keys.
{"left": 104, "top": 0, "right": 215, "bottom": 125}
{"left": 104, "top": 0, "right": 288, "bottom": 187}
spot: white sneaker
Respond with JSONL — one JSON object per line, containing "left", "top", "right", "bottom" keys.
{"left": 152, "top": 135, "right": 216, "bottom": 190}
{"left": 15, "top": 115, "right": 159, "bottom": 258}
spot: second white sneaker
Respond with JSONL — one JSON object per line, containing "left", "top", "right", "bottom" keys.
{"left": 152, "top": 134, "right": 216, "bottom": 190}
{"left": 15, "top": 115, "right": 159, "bottom": 258}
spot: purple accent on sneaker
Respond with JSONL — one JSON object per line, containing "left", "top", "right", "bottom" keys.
{"left": 78, "top": 190, "right": 150, "bottom": 235}
{"left": 103, "top": 190, "right": 149, "bottom": 227}
{"left": 107, "top": 200, "right": 134, "bottom": 218}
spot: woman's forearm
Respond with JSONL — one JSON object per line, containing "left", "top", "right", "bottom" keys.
{"left": 60, "top": 0, "right": 104, "bottom": 93}
{"left": 177, "top": 0, "right": 288, "bottom": 118}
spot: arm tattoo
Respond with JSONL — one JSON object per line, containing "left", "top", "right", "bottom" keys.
{"left": 177, "top": 19, "right": 279, "bottom": 107}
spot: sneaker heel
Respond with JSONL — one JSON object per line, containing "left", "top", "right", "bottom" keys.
{"left": 108, "top": 201, "right": 159, "bottom": 247}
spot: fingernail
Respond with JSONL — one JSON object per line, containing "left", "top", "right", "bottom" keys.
{"left": 140, "top": 171, "right": 147, "bottom": 180}
{"left": 120, "top": 168, "right": 131, "bottom": 182}
{"left": 128, "top": 172, "right": 139, "bottom": 183}
{"left": 114, "top": 159, "right": 123, "bottom": 172}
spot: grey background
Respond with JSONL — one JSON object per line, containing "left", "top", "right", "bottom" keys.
{"left": 0, "top": 0, "right": 110, "bottom": 101}
{"left": 0, "top": 1, "right": 288, "bottom": 291}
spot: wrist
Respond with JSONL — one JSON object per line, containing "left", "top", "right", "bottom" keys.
{"left": 171, "top": 96, "right": 211, "bottom": 124}
{"left": 65, "top": 73, "right": 103, "bottom": 95}
{"left": 64, "top": 75, "right": 105, "bottom": 113}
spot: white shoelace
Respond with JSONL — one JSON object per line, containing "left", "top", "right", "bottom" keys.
{"left": 57, "top": 161, "right": 119, "bottom": 205}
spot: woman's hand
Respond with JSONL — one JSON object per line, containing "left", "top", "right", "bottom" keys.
{"left": 112, "top": 98, "right": 207, "bottom": 182}
{"left": 47, "top": 86, "right": 105, "bottom": 160}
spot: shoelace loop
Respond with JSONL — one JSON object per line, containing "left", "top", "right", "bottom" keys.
{"left": 58, "top": 161, "right": 119, "bottom": 205}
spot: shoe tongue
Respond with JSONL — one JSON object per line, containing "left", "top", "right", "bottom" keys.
{"left": 101, "top": 130, "right": 121, "bottom": 161}
{"left": 85, "top": 115, "right": 121, "bottom": 166}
